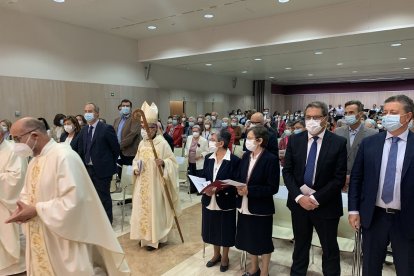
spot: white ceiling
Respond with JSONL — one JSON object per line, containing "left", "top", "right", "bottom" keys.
{"left": 1, "top": 0, "right": 413, "bottom": 85}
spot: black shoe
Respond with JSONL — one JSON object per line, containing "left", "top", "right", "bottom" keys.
{"left": 145, "top": 246, "right": 156, "bottom": 251}
{"left": 252, "top": 268, "right": 261, "bottom": 276}
{"left": 219, "top": 263, "right": 229, "bottom": 272}
{"left": 206, "top": 255, "right": 221, "bottom": 267}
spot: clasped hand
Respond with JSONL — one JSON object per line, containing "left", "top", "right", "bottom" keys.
{"left": 5, "top": 201, "right": 37, "bottom": 224}
{"left": 298, "top": 196, "right": 319, "bottom": 211}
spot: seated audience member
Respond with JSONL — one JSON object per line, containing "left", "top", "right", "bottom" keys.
{"left": 0, "top": 119, "right": 13, "bottom": 140}
{"left": 60, "top": 115, "right": 82, "bottom": 147}
{"left": 235, "top": 126, "right": 279, "bottom": 276}
{"left": 185, "top": 125, "right": 209, "bottom": 193}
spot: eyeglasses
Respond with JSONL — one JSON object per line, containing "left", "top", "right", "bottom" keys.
{"left": 304, "top": 116, "right": 325, "bottom": 121}
{"left": 13, "top": 128, "right": 38, "bottom": 143}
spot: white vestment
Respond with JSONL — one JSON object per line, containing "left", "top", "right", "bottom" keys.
{"left": 20, "top": 140, "right": 130, "bottom": 276}
{"left": 130, "top": 135, "right": 181, "bottom": 248}
{"left": 0, "top": 139, "right": 27, "bottom": 275}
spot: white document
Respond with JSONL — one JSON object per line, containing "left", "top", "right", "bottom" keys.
{"left": 300, "top": 184, "right": 316, "bottom": 196}
{"left": 188, "top": 175, "right": 211, "bottom": 193}
{"left": 221, "top": 179, "right": 246, "bottom": 187}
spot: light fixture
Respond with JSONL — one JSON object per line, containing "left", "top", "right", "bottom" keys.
{"left": 308, "top": 73, "right": 314, "bottom": 77}
{"left": 278, "top": 0, "right": 290, "bottom": 3}
{"left": 205, "top": 63, "right": 212, "bottom": 66}
{"left": 285, "top": 67, "right": 292, "bottom": 70}
{"left": 399, "top": 57, "right": 407, "bottom": 60}
{"left": 391, "top": 43, "right": 402, "bottom": 47}
{"left": 403, "top": 67, "right": 411, "bottom": 70}
{"left": 53, "top": 0, "right": 65, "bottom": 2}
{"left": 337, "top": 62, "right": 343, "bottom": 66}
{"left": 254, "top": 58, "right": 262, "bottom": 61}
{"left": 204, "top": 14, "right": 214, "bottom": 19}
{"left": 269, "top": 76, "right": 275, "bottom": 79}
{"left": 147, "top": 25, "right": 157, "bottom": 30}
{"left": 352, "top": 70, "right": 358, "bottom": 73}
{"left": 314, "top": 51, "right": 323, "bottom": 55}
{"left": 241, "top": 70, "right": 248, "bottom": 74}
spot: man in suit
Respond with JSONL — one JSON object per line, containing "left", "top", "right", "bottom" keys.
{"left": 245, "top": 112, "right": 279, "bottom": 156}
{"left": 75, "top": 102, "right": 120, "bottom": 224}
{"left": 283, "top": 101, "right": 347, "bottom": 276}
{"left": 334, "top": 100, "right": 377, "bottom": 191}
{"left": 349, "top": 95, "right": 414, "bottom": 276}
{"left": 113, "top": 99, "right": 141, "bottom": 178}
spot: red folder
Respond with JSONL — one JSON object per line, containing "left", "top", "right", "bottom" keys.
{"left": 201, "top": 180, "right": 230, "bottom": 194}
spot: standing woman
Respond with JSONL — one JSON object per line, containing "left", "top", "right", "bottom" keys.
{"left": 60, "top": 115, "right": 81, "bottom": 147}
{"left": 235, "top": 125, "right": 279, "bottom": 276}
{"left": 51, "top": 113, "right": 66, "bottom": 142}
{"left": 202, "top": 129, "right": 240, "bottom": 272}
{"left": 202, "top": 119, "right": 213, "bottom": 141}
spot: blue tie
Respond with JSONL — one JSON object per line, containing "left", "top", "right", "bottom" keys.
{"left": 304, "top": 136, "right": 319, "bottom": 187}
{"left": 381, "top": 137, "right": 400, "bottom": 204}
{"left": 85, "top": 126, "right": 94, "bottom": 164}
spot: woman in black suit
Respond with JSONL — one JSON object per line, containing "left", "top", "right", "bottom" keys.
{"left": 59, "top": 115, "right": 81, "bottom": 148}
{"left": 236, "top": 125, "right": 279, "bottom": 276}
{"left": 202, "top": 129, "right": 240, "bottom": 272}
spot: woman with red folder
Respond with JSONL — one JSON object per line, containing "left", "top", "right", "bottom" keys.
{"left": 201, "top": 129, "right": 240, "bottom": 272}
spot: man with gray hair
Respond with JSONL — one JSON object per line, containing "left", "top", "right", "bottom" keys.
{"left": 0, "top": 124, "right": 27, "bottom": 275}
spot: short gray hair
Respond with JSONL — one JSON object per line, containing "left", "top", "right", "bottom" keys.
{"left": 85, "top": 102, "right": 100, "bottom": 113}
{"left": 384, "top": 95, "right": 414, "bottom": 113}
{"left": 305, "top": 101, "right": 328, "bottom": 117}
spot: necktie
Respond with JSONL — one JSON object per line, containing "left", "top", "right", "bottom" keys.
{"left": 85, "top": 126, "right": 94, "bottom": 164}
{"left": 381, "top": 137, "right": 400, "bottom": 204}
{"left": 304, "top": 136, "right": 319, "bottom": 187}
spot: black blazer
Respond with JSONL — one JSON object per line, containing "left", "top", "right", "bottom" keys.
{"left": 236, "top": 149, "right": 279, "bottom": 215}
{"left": 59, "top": 131, "right": 80, "bottom": 148}
{"left": 282, "top": 130, "right": 347, "bottom": 219}
{"left": 201, "top": 152, "right": 240, "bottom": 210}
{"left": 73, "top": 122, "right": 120, "bottom": 178}
{"left": 349, "top": 131, "right": 414, "bottom": 239}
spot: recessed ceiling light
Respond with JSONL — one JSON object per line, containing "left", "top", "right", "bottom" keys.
{"left": 205, "top": 63, "right": 212, "bottom": 66}
{"left": 269, "top": 76, "right": 275, "bottom": 79}
{"left": 147, "top": 25, "right": 157, "bottom": 30}
{"left": 352, "top": 70, "right": 358, "bottom": 73}
{"left": 399, "top": 57, "right": 407, "bottom": 60}
{"left": 279, "top": 0, "right": 290, "bottom": 3}
{"left": 403, "top": 67, "right": 411, "bottom": 70}
{"left": 308, "top": 73, "right": 314, "bottom": 77}
{"left": 314, "top": 51, "right": 323, "bottom": 55}
{"left": 53, "top": 0, "right": 65, "bottom": 2}
{"left": 254, "top": 58, "right": 262, "bottom": 61}
{"left": 337, "top": 62, "right": 343, "bottom": 66}
{"left": 241, "top": 70, "right": 248, "bottom": 74}
{"left": 391, "top": 43, "right": 402, "bottom": 47}
{"left": 285, "top": 67, "right": 292, "bottom": 70}
{"left": 204, "top": 14, "right": 214, "bottom": 19}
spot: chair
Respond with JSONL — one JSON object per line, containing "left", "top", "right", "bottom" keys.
{"left": 176, "top": 156, "right": 191, "bottom": 200}
{"left": 111, "top": 165, "right": 134, "bottom": 232}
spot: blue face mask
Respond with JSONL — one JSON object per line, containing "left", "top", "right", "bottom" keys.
{"left": 172, "top": 120, "right": 178, "bottom": 126}
{"left": 344, "top": 115, "right": 357, "bottom": 126}
{"left": 84, "top": 113, "right": 94, "bottom": 122}
{"left": 188, "top": 122, "right": 195, "bottom": 127}
{"left": 222, "top": 122, "right": 228, "bottom": 128}
{"left": 293, "top": 129, "right": 303, "bottom": 135}
{"left": 121, "top": 106, "right": 130, "bottom": 115}
{"left": 382, "top": 114, "right": 402, "bottom": 132}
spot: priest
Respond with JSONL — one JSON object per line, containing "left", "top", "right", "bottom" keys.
{"left": 0, "top": 126, "right": 27, "bottom": 275}
{"left": 130, "top": 102, "right": 181, "bottom": 250}
{"left": 6, "top": 117, "right": 130, "bottom": 276}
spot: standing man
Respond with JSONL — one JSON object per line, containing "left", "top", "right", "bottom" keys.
{"left": 74, "top": 102, "right": 120, "bottom": 224}
{"left": 0, "top": 126, "right": 27, "bottom": 275}
{"left": 283, "top": 101, "right": 347, "bottom": 276}
{"left": 113, "top": 99, "right": 141, "bottom": 178}
{"left": 334, "top": 100, "right": 377, "bottom": 191}
{"left": 7, "top": 117, "right": 129, "bottom": 275}
{"left": 211, "top": 111, "right": 223, "bottom": 131}
{"left": 246, "top": 112, "right": 279, "bottom": 156}
{"left": 349, "top": 95, "right": 414, "bottom": 276}
{"left": 335, "top": 104, "right": 345, "bottom": 120}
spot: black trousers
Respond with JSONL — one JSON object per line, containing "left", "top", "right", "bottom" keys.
{"left": 86, "top": 166, "right": 113, "bottom": 224}
{"left": 290, "top": 209, "right": 340, "bottom": 276}
{"left": 188, "top": 162, "right": 202, "bottom": 193}
{"left": 362, "top": 207, "right": 414, "bottom": 276}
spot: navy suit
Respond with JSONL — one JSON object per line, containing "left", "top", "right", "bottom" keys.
{"left": 74, "top": 122, "right": 120, "bottom": 223}
{"left": 349, "top": 130, "right": 414, "bottom": 276}
{"left": 283, "top": 130, "right": 347, "bottom": 276}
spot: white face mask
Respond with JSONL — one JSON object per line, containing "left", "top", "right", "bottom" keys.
{"left": 211, "top": 116, "right": 216, "bottom": 121}
{"left": 305, "top": 119, "right": 323, "bottom": 135}
{"left": 192, "top": 132, "right": 200, "bottom": 138}
{"left": 13, "top": 134, "right": 36, "bottom": 157}
{"left": 64, "top": 125, "right": 74, "bottom": 133}
{"left": 245, "top": 139, "right": 258, "bottom": 152}
{"left": 382, "top": 114, "right": 403, "bottom": 132}
{"left": 208, "top": 141, "right": 217, "bottom": 152}
{"left": 205, "top": 125, "right": 211, "bottom": 130}
{"left": 1, "top": 126, "right": 8, "bottom": 132}
{"left": 141, "top": 128, "right": 149, "bottom": 140}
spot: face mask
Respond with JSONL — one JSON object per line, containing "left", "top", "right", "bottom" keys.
{"left": 344, "top": 115, "right": 357, "bottom": 125}
{"left": 182, "top": 118, "right": 186, "bottom": 122}
{"left": 64, "top": 125, "right": 74, "bottom": 133}
{"left": 230, "top": 115, "right": 235, "bottom": 119}
{"left": 205, "top": 125, "right": 211, "bottom": 130}
{"left": 245, "top": 139, "right": 258, "bottom": 152}
{"left": 192, "top": 132, "right": 200, "bottom": 138}
{"left": 263, "top": 111, "right": 268, "bottom": 115}
{"left": 293, "top": 129, "right": 303, "bottom": 135}
{"left": 289, "top": 116, "right": 294, "bottom": 120}
{"left": 378, "top": 116, "right": 383, "bottom": 120}
{"left": 377, "top": 124, "right": 383, "bottom": 129}
{"left": 84, "top": 113, "right": 94, "bottom": 122}
{"left": 211, "top": 116, "right": 216, "bottom": 121}
{"left": 300, "top": 113, "right": 304, "bottom": 117}
{"left": 59, "top": 119, "right": 64, "bottom": 126}
{"left": 13, "top": 134, "right": 36, "bottom": 157}
{"left": 382, "top": 114, "right": 402, "bottom": 132}
{"left": 282, "top": 116, "right": 286, "bottom": 120}
{"left": 121, "top": 106, "right": 130, "bottom": 115}
{"left": 208, "top": 141, "right": 217, "bottom": 152}
{"left": 231, "top": 122, "right": 237, "bottom": 127}
{"left": 172, "top": 120, "right": 178, "bottom": 126}
{"left": 206, "top": 116, "right": 211, "bottom": 120}
{"left": 409, "top": 121, "right": 413, "bottom": 129}
{"left": 284, "top": 129, "right": 292, "bottom": 136}
{"left": 306, "top": 119, "right": 323, "bottom": 135}
{"left": 222, "top": 122, "right": 228, "bottom": 128}
{"left": 141, "top": 128, "right": 149, "bottom": 140}
{"left": 188, "top": 122, "right": 195, "bottom": 127}
{"left": 2, "top": 126, "right": 8, "bottom": 132}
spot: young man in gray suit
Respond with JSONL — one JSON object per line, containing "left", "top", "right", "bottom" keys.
{"left": 334, "top": 100, "right": 377, "bottom": 191}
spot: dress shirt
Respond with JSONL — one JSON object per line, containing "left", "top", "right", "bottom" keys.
{"left": 116, "top": 115, "right": 129, "bottom": 143}
{"left": 336, "top": 107, "right": 345, "bottom": 116}
{"left": 206, "top": 149, "right": 231, "bottom": 211}
{"left": 88, "top": 120, "right": 99, "bottom": 138}
{"left": 202, "top": 130, "right": 211, "bottom": 141}
{"left": 295, "top": 129, "right": 327, "bottom": 204}
{"left": 349, "top": 123, "right": 362, "bottom": 147}
{"left": 376, "top": 129, "right": 408, "bottom": 210}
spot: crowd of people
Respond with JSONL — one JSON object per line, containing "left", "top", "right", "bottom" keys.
{"left": 1, "top": 95, "right": 413, "bottom": 275}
